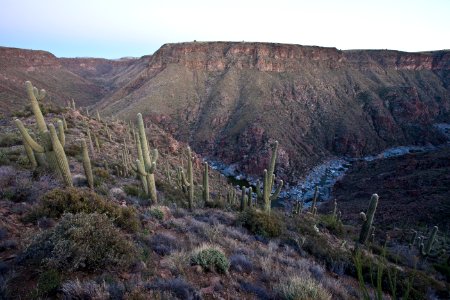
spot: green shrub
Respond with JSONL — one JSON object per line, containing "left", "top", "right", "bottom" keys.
{"left": 191, "top": 244, "right": 229, "bottom": 273}
{"left": 22, "top": 213, "right": 136, "bottom": 272}
{"left": 318, "top": 214, "right": 343, "bottom": 236}
{"left": 25, "top": 187, "right": 140, "bottom": 232}
{"left": 238, "top": 209, "right": 283, "bottom": 238}
{"left": 0, "top": 132, "right": 22, "bottom": 147}
{"left": 36, "top": 269, "right": 61, "bottom": 297}
{"left": 274, "top": 275, "right": 331, "bottom": 300}
{"left": 150, "top": 208, "right": 164, "bottom": 220}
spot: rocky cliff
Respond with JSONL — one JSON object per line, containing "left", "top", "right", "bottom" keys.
{"left": 94, "top": 42, "right": 450, "bottom": 182}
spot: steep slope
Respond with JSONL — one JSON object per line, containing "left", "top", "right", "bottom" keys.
{"left": 95, "top": 42, "right": 450, "bottom": 182}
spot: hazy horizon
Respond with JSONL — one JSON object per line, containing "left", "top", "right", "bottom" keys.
{"left": 1, "top": 0, "right": 449, "bottom": 59}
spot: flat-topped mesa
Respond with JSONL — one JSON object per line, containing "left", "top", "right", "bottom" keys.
{"left": 148, "top": 42, "right": 345, "bottom": 72}
{"left": 147, "top": 42, "right": 450, "bottom": 73}
{"left": 0, "top": 46, "right": 61, "bottom": 68}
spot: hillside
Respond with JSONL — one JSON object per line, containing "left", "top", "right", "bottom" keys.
{"left": 93, "top": 42, "right": 450, "bottom": 182}
{"left": 0, "top": 84, "right": 449, "bottom": 299}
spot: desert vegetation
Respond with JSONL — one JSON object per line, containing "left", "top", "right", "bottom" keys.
{"left": 0, "top": 81, "right": 448, "bottom": 299}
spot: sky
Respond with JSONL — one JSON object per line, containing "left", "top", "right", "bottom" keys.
{"left": 1, "top": 0, "right": 449, "bottom": 59}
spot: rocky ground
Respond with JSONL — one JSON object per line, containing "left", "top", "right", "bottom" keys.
{"left": 0, "top": 106, "right": 449, "bottom": 299}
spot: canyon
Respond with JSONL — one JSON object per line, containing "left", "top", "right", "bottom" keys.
{"left": 1, "top": 42, "right": 449, "bottom": 184}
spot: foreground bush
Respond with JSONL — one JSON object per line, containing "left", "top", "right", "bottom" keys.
{"left": 191, "top": 244, "right": 229, "bottom": 273}
{"left": 22, "top": 213, "right": 136, "bottom": 272}
{"left": 26, "top": 187, "right": 140, "bottom": 232}
{"left": 274, "top": 275, "right": 331, "bottom": 300}
{"left": 238, "top": 209, "right": 283, "bottom": 237}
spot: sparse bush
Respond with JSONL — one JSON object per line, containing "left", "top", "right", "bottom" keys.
{"left": 146, "top": 277, "right": 199, "bottom": 300}
{"left": 21, "top": 213, "right": 137, "bottom": 272}
{"left": 230, "top": 254, "right": 253, "bottom": 273}
{"left": 123, "top": 184, "right": 141, "bottom": 197}
{"left": 25, "top": 187, "right": 140, "bottom": 232}
{"left": 190, "top": 244, "right": 229, "bottom": 273}
{"left": 61, "top": 278, "right": 110, "bottom": 299}
{"left": 318, "top": 214, "right": 344, "bottom": 236}
{"left": 274, "top": 275, "right": 331, "bottom": 300}
{"left": 145, "top": 232, "right": 181, "bottom": 256}
{"left": 0, "top": 132, "right": 22, "bottom": 147}
{"left": 238, "top": 209, "right": 283, "bottom": 238}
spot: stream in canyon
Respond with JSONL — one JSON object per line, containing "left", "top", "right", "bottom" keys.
{"left": 209, "top": 123, "right": 450, "bottom": 209}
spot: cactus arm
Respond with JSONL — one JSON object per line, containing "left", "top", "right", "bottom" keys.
{"left": 23, "top": 139, "right": 37, "bottom": 169}
{"left": 48, "top": 124, "right": 72, "bottom": 187}
{"left": 57, "top": 120, "right": 65, "bottom": 147}
{"left": 269, "top": 180, "right": 284, "bottom": 201}
{"left": 62, "top": 115, "right": 68, "bottom": 131}
{"left": 135, "top": 159, "right": 147, "bottom": 176}
{"left": 81, "top": 139, "right": 94, "bottom": 189}
{"left": 255, "top": 180, "right": 263, "bottom": 199}
{"left": 268, "top": 141, "right": 278, "bottom": 184}
{"left": 25, "top": 81, "right": 48, "bottom": 133}
{"left": 202, "top": 162, "right": 210, "bottom": 204}
{"left": 15, "top": 119, "right": 45, "bottom": 153}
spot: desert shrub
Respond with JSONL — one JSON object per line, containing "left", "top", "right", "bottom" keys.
{"left": 123, "top": 184, "right": 141, "bottom": 197}
{"left": 93, "top": 167, "right": 111, "bottom": 187}
{"left": 61, "top": 278, "right": 110, "bottom": 299}
{"left": 36, "top": 269, "right": 61, "bottom": 297}
{"left": 21, "top": 213, "right": 136, "bottom": 272}
{"left": 318, "top": 214, "right": 344, "bottom": 236}
{"left": 145, "top": 232, "right": 181, "bottom": 256}
{"left": 0, "top": 132, "right": 22, "bottom": 147}
{"left": 145, "top": 277, "right": 199, "bottom": 300}
{"left": 190, "top": 244, "right": 229, "bottom": 273}
{"left": 238, "top": 209, "right": 283, "bottom": 238}
{"left": 230, "top": 254, "right": 253, "bottom": 273}
{"left": 0, "top": 149, "right": 9, "bottom": 165}
{"left": 274, "top": 275, "right": 331, "bottom": 300}
{"left": 16, "top": 155, "right": 30, "bottom": 167}
{"left": 25, "top": 187, "right": 140, "bottom": 232}
{"left": 150, "top": 207, "right": 165, "bottom": 221}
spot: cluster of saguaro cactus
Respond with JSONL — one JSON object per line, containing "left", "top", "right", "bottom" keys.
{"left": 227, "top": 188, "right": 237, "bottom": 205}
{"left": 255, "top": 141, "right": 284, "bottom": 214}
{"left": 15, "top": 81, "right": 72, "bottom": 187}
{"left": 292, "top": 199, "right": 304, "bottom": 215}
{"left": 131, "top": 113, "right": 158, "bottom": 203}
{"left": 410, "top": 226, "right": 445, "bottom": 258}
{"left": 358, "top": 194, "right": 379, "bottom": 245}
{"left": 176, "top": 146, "right": 194, "bottom": 209}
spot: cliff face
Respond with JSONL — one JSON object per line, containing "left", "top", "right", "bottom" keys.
{"left": 95, "top": 42, "right": 450, "bottom": 181}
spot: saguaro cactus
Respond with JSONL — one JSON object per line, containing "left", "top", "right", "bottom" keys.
{"left": 177, "top": 146, "right": 194, "bottom": 209}
{"left": 81, "top": 139, "right": 94, "bottom": 189}
{"left": 132, "top": 113, "right": 158, "bottom": 203}
{"left": 255, "top": 141, "right": 284, "bottom": 214}
{"left": 310, "top": 186, "right": 318, "bottom": 215}
{"left": 419, "top": 226, "right": 441, "bottom": 257}
{"left": 15, "top": 81, "right": 71, "bottom": 185}
{"left": 202, "top": 162, "right": 210, "bottom": 204}
{"left": 358, "top": 194, "right": 379, "bottom": 245}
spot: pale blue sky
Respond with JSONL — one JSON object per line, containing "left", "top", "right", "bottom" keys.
{"left": 1, "top": 0, "right": 449, "bottom": 58}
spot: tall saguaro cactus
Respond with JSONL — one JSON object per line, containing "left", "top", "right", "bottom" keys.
{"left": 132, "top": 113, "right": 158, "bottom": 203}
{"left": 15, "top": 81, "right": 72, "bottom": 186}
{"left": 255, "top": 141, "right": 284, "bottom": 214}
{"left": 359, "top": 194, "right": 379, "bottom": 245}
{"left": 177, "top": 146, "right": 195, "bottom": 210}
{"left": 81, "top": 139, "right": 94, "bottom": 189}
